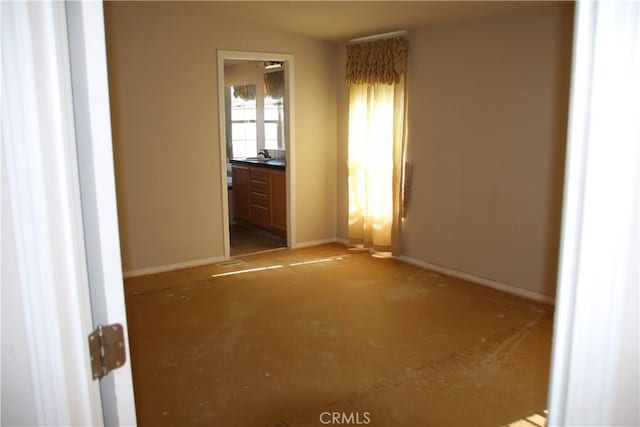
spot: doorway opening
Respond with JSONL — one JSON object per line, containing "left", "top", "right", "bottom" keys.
{"left": 217, "top": 51, "right": 296, "bottom": 258}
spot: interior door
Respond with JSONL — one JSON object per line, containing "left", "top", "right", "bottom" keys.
{"left": 66, "top": 2, "right": 137, "bottom": 425}
{"left": 1, "top": 1, "right": 136, "bottom": 424}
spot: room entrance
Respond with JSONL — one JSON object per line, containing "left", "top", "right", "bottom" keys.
{"left": 216, "top": 51, "right": 296, "bottom": 257}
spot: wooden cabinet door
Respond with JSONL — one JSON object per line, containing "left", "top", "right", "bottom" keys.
{"left": 251, "top": 205, "right": 270, "bottom": 228}
{"left": 269, "top": 169, "right": 287, "bottom": 237}
{"left": 231, "top": 165, "right": 251, "bottom": 221}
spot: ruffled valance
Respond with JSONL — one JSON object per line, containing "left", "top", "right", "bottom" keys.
{"left": 233, "top": 84, "right": 256, "bottom": 102}
{"left": 346, "top": 37, "right": 409, "bottom": 86}
{"left": 264, "top": 70, "right": 284, "bottom": 99}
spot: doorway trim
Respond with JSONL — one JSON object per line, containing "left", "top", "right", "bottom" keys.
{"left": 216, "top": 50, "right": 296, "bottom": 259}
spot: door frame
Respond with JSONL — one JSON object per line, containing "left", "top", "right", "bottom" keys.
{"left": 216, "top": 50, "right": 296, "bottom": 259}
{"left": 66, "top": 1, "right": 137, "bottom": 425}
{"left": 546, "top": 1, "right": 640, "bottom": 425}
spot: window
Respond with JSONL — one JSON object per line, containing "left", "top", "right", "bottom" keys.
{"left": 229, "top": 85, "right": 257, "bottom": 158}
{"left": 264, "top": 95, "right": 284, "bottom": 150}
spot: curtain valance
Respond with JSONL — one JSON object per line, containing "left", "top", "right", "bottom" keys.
{"left": 264, "top": 70, "right": 284, "bottom": 99}
{"left": 346, "top": 37, "right": 409, "bottom": 86}
{"left": 233, "top": 84, "right": 255, "bottom": 102}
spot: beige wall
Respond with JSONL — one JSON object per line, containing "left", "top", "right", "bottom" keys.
{"left": 104, "top": 2, "right": 338, "bottom": 273}
{"left": 338, "top": 4, "right": 573, "bottom": 297}
{"left": 107, "top": 2, "right": 572, "bottom": 296}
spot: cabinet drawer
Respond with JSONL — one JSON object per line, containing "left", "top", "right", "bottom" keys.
{"left": 251, "top": 192, "right": 269, "bottom": 208}
{"left": 251, "top": 180, "right": 269, "bottom": 195}
{"left": 251, "top": 205, "right": 270, "bottom": 227}
{"left": 250, "top": 167, "right": 269, "bottom": 182}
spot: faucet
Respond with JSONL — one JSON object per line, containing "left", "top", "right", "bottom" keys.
{"left": 258, "top": 149, "right": 272, "bottom": 159}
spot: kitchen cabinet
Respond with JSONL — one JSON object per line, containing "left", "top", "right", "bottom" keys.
{"left": 269, "top": 169, "right": 286, "bottom": 235}
{"left": 231, "top": 164, "right": 251, "bottom": 222}
{"left": 231, "top": 162, "right": 286, "bottom": 237}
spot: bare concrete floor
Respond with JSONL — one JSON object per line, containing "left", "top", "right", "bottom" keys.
{"left": 124, "top": 244, "right": 553, "bottom": 426}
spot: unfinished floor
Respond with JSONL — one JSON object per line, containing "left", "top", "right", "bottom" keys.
{"left": 124, "top": 244, "right": 553, "bottom": 426}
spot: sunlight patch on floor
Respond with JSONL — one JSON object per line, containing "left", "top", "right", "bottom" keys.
{"left": 503, "top": 410, "right": 547, "bottom": 427}
{"left": 210, "top": 256, "right": 347, "bottom": 278}
{"left": 211, "top": 265, "right": 283, "bottom": 277}
{"left": 289, "top": 256, "right": 345, "bottom": 266}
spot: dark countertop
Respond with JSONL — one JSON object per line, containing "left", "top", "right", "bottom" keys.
{"left": 230, "top": 158, "right": 286, "bottom": 170}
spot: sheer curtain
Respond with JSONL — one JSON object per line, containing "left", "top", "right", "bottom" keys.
{"left": 347, "top": 38, "right": 408, "bottom": 253}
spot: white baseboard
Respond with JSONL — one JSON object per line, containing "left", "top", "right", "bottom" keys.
{"left": 335, "top": 237, "right": 349, "bottom": 245}
{"left": 123, "top": 256, "right": 226, "bottom": 278}
{"left": 396, "top": 255, "right": 555, "bottom": 305}
{"left": 123, "top": 238, "right": 350, "bottom": 278}
{"left": 292, "top": 237, "right": 344, "bottom": 249}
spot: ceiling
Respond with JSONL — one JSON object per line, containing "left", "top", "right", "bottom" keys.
{"left": 206, "top": 1, "right": 554, "bottom": 42}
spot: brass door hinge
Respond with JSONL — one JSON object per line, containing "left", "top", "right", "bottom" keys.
{"left": 88, "top": 324, "right": 126, "bottom": 380}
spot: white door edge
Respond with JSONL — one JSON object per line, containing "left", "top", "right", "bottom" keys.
{"left": 1, "top": 2, "right": 103, "bottom": 424}
{"left": 547, "top": 1, "right": 640, "bottom": 425}
{"left": 66, "top": 1, "right": 137, "bottom": 426}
